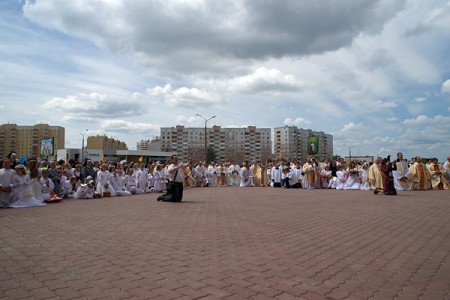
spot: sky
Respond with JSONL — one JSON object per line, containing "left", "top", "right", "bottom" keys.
{"left": 1, "top": 0, "right": 450, "bottom": 162}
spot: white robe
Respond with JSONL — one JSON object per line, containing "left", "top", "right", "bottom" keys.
{"left": 0, "top": 168, "right": 16, "bottom": 208}
{"left": 110, "top": 175, "right": 132, "bottom": 196}
{"left": 10, "top": 175, "right": 46, "bottom": 208}
{"left": 344, "top": 169, "right": 360, "bottom": 190}
{"left": 239, "top": 167, "right": 254, "bottom": 187}
{"left": 335, "top": 170, "right": 347, "bottom": 190}
{"left": 359, "top": 169, "right": 370, "bottom": 191}
{"left": 394, "top": 160, "right": 410, "bottom": 191}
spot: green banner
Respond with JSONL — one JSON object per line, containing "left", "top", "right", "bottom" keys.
{"left": 307, "top": 136, "right": 319, "bottom": 156}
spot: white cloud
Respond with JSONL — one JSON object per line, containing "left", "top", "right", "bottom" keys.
{"left": 340, "top": 122, "right": 367, "bottom": 132}
{"left": 175, "top": 115, "right": 198, "bottom": 125}
{"left": 144, "top": 84, "right": 223, "bottom": 108}
{"left": 100, "top": 119, "right": 160, "bottom": 134}
{"left": 403, "top": 115, "right": 450, "bottom": 126}
{"left": 283, "top": 118, "right": 311, "bottom": 126}
{"left": 441, "top": 79, "right": 450, "bottom": 93}
{"left": 42, "top": 92, "right": 148, "bottom": 119}
{"left": 415, "top": 97, "right": 427, "bottom": 103}
{"left": 229, "top": 67, "right": 303, "bottom": 94}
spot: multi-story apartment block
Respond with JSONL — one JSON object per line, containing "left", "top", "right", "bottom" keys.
{"left": 160, "top": 125, "right": 272, "bottom": 163}
{"left": 87, "top": 135, "right": 128, "bottom": 150}
{"left": 137, "top": 137, "right": 161, "bottom": 152}
{"left": 274, "top": 126, "right": 333, "bottom": 162}
{"left": 0, "top": 123, "right": 65, "bottom": 158}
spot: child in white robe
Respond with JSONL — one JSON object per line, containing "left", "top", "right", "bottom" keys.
{"left": 344, "top": 163, "right": 360, "bottom": 190}
{"left": 96, "top": 164, "right": 116, "bottom": 197}
{"left": 153, "top": 165, "right": 167, "bottom": 192}
{"left": 10, "top": 165, "right": 46, "bottom": 208}
{"left": 40, "top": 168, "right": 62, "bottom": 202}
{"left": 110, "top": 169, "right": 132, "bottom": 197}
{"left": 74, "top": 178, "right": 95, "bottom": 199}
{"left": 335, "top": 166, "right": 347, "bottom": 190}
{"left": 136, "top": 163, "right": 150, "bottom": 193}
{"left": 359, "top": 164, "right": 370, "bottom": 191}
{"left": 125, "top": 168, "right": 140, "bottom": 195}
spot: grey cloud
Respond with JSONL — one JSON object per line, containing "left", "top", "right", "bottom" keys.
{"left": 24, "top": 0, "right": 407, "bottom": 76}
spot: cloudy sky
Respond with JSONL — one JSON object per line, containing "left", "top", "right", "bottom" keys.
{"left": 1, "top": 0, "right": 450, "bottom": 161}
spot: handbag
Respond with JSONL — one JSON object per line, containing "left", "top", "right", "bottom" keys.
{"left": 166, "top": 169, "right": 179, "bottom": 194}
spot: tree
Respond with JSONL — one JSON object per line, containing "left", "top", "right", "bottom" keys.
{"left": 206, "top": 144, "right": 216, "bottom": 165}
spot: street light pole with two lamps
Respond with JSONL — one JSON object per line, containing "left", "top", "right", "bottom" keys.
{"left": 81, "top": 129, "right": 89, "bottom": 162}
{"left": 196, "top": 114, "right": 215, "bottom": 163}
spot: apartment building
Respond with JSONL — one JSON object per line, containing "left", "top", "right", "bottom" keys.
{"left": 274, "top": 126, "right": 333, "bottom": 162}
{"left": 0, "top": 123, "right": 65, "bottom": 158}
{"left": 160, "top": 125, "right": 272, "bottom": 163}
{"left": 87, "top": 135, "right": 128, "bottom": 150}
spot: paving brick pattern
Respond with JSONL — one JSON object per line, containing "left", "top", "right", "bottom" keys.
{"left": 1, "top": 188, "right": 449, "bottom": 299}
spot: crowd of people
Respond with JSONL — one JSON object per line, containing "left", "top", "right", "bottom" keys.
{"left": 1, "top": 151, "right": 449, "bottom": 208}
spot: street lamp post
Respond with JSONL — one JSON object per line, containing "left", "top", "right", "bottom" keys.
{"left": 196, "top": 114, "right": 216, "bottom": 163}
{"left": 343, "top": 144, "right": 353, "bottom": 162}
{"left": 81, "top": 129, "right": 89, "bottom": 162}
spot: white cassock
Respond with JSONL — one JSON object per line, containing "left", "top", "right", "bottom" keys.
{"left": 239, "top": 167, "right": 254, "bottom": 187}
{"left": 335, "top": 170, "right": 347, "bottom": 190}
{"left": 0, "top": 168, "right": 16, "bottom": 208}
{"left": 110, "top": 175, "right": 132, "bottom": 196}
{"left": 394, "top": 160, "right": 410, "bottom": 191}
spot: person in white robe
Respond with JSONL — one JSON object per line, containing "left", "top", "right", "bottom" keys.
{"left": 153, "top": 165, "right": 167, "bottom": 193}
{"left": 239, "top": 162, "right": 254, "bottom": 187}
{"left": 147, "top": 163, "right": 155, "bottom": 191}
{"left": 228, "top": 162, "right": 240, "bottom": 186}
{"left": 359, "top": 163, "right": 370, "bottom": 191}
{"left": 96, "top": 164, "right": 116, "bottom": 197}
{"left": 136, "top": 163, "right": 150, "bottom": 193}
{"left": 74, "top": 178, "right": 95, "bottom": 199}
{"left": 0, "top": 158, "right": 16, "bottom": 208}
{"left": 394, "top": 153, "right": 410, "bottom": 191}
{"left": 335, "top": 165, "right": 347, "bottom": 190}
{"left": 207, "top": 162, "right": 219, "bottom": 187}
{"left": 40, "top": 168, "right": 62, "bottom": 202}
{"left": 9, "top": 165, "right": 46, "bottom": 208}
{"left": 60, "top": 176, "right": 79, "bottom": 198}
{"left": 319, "top": 165, "right": 333, "bottom": 189}
{"left": 270, "top": 162, "right": 282, "bottom": 187}
{"left": 110, "top": 168, "right": 132, "bottom": 196}
{"left": 344, "top": 162, "right": 360, "bottom": 190}
{"left": 195, "top": 162, "right": 208, "bottom": 187}
{"left": 125, "top": 168, "right": 140, "bottom": 195}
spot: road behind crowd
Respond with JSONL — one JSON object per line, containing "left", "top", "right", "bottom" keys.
{"left": 1, "top": 188, "right": 449, "bottom": 299}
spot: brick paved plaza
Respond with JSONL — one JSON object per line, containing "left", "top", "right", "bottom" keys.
{"left": 1, "top": 188, "right": 450, "bottom": 299}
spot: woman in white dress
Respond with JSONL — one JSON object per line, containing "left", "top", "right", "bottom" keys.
{"left": 9, "top": 164, "right": 46, "bottom": 208}
{"left": 359, "top": 163, "right": 370, "bottom": 191}
{"left": 344, "top": 161, "right": 360, "bottom": 190}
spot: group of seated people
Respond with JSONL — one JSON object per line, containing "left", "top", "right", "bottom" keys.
{"left": 0, "top": 152, "right": 448, "bottom": 208}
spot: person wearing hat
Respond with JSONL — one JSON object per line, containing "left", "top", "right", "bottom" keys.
{"left": 0, "top": 158, "right": 16, "bottom": 208}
